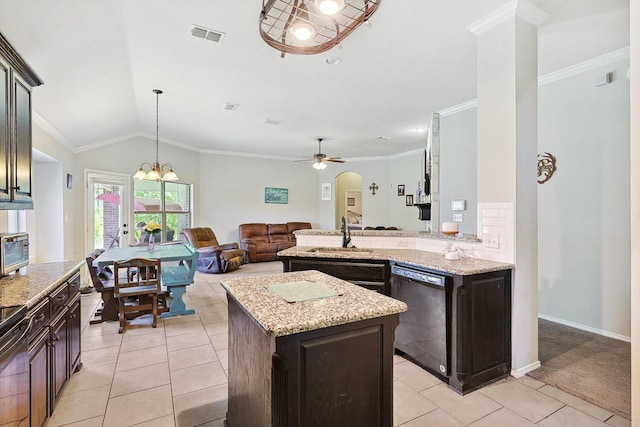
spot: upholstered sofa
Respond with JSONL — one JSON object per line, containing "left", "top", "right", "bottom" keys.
{"left": 239, "top": 222, "right": 311, "bottom": 263}
{"left": 180, "top": 227, "right": 245, "bottom": 273}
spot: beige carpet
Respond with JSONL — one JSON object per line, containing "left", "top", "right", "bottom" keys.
{"left": 527, "top": 318, "right": 631, "bottom": 420}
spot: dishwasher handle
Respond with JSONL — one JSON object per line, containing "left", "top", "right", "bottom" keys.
{"left": 391, "top": 265, "right": 446, "bottom": 287}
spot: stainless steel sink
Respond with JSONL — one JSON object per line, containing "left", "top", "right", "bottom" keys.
{"left": 307, "top": 247, "right": 373, "bottom": 254}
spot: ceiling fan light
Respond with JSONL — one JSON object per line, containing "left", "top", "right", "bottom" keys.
{"left": 314, "top": 0, "right": 344, "bottom": 15}
{"left": 313, "top": 161, "right": 327, "bottom": 170}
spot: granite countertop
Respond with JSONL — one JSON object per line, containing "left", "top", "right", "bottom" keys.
{"left": 277, "top": 246, "right": 513, "bottom": 276}
{"left": 295, "top": 229, "right": 481, "bottom": 242}
{"left": 221, "top": 270, "right": 407, "bottom": 337}
{"left": 0, "top": 260, "right": 84, "bottom": 309}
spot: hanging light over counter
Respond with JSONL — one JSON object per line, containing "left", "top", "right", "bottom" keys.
{"left": 133, "top": 89, "right": 179, "bottom": 181}
{"left": 260, "top": 0, "right": 381, "bottom": 58}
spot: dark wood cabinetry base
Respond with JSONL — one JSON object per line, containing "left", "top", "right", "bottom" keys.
{"left": 225, "top": 295, "right": 399, "bottom": 427}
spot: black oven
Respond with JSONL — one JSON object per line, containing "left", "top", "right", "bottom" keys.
{"left": 0, "top": 305, "right": 30, "bottom": 427}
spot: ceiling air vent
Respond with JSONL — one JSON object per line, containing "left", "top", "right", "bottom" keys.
{"left": 223, "top": 103, "right": 239, "bottom": 111}
{"left": 191, "top": 25, "right": 226, "bottom": 43}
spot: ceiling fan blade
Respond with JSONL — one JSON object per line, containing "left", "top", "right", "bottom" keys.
{"left": 293, "top": 159, "right": 314, "bottom": 162}
{"left": 326, "top": 158, "right": 345, "bottom": 163}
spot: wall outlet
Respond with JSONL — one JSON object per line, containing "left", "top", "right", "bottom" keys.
{"left": 453, "top": 213, "right": 463, "bottom": 222}
{"left": 397, "top": 239, "right": 408, "bottom": 247}
{"left": 484, "top": 233, "right": 499, "bottom": 248}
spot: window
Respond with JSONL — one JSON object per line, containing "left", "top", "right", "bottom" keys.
{"left": 133, "top": 180, "right": 191, "bottom": 244}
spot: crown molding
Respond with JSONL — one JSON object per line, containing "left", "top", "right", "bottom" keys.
{"left": 439, "top": 100, "right": 477, "bottom": 117}
{"left": 467, "top": 0, "right": 549, "bottom": 36}
{"left": 538, "top": 46, "right": 630, "bottom": 86}
{"left": 32, "top": 110, "right": 75, "bottom": 152}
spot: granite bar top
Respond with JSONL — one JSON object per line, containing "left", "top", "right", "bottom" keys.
{"left": 295, "top": 229, "right": 481, "bottom": 243}
{"left": 221, "top": 270, "right": 407, "bottom": 337}
{"left": 0, "top": 260, "right": 84, "bottom": 309}
{"left": 277, "top": 246, "right": 513, "bottom": 276}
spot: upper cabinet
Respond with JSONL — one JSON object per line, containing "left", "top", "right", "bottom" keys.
{"left": 0, "top": 31, "right": 43, "bottom": 209}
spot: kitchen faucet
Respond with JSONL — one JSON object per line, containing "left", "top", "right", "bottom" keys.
{"left": 341, "top": 216, "right": 352, "bottom": 248}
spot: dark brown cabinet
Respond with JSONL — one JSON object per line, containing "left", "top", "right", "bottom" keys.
{"left": 27, "top": 270, "right": 82, "bottom": 426}
{"left": 280, "top": 257, "right": 391, "bottom": 295}
{"left": 390, "top": 261, "right": 511, "bottom": 394}
{"left": 226, "top": 295, "right": 398, "bottom": 427}
{"left": 0, "top": 31, "right": 43, "bottom": 209}
{"left": 449, "top": 270, "right": 511, "bottom": 394}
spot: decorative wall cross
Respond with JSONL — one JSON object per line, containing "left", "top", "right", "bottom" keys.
{"left": 369, "top": 182, "right": 379, "bottom": 195}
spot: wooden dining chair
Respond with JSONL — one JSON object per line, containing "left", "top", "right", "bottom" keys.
{"left": 113, "top": 258, "right": 162, "bottom": 333}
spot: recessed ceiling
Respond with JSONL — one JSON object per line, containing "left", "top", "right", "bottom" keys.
{"left": 0, "top": 0, "right": 629, "bottom": 160}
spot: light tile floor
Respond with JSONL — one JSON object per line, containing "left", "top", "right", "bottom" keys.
{"left": 49, "top": 262, "right": 632, "bottom": 427}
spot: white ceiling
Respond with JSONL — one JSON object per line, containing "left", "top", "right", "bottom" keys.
{"left": 0, "top": 0, "right": 629, "bottom": 161}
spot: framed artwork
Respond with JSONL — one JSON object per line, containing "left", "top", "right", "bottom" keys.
{"left": 397, "top": 184, "right": 405, "bottom": 196}
{"left": 265, "top": 187, "right": 288, "bottom": 204}
{"left": 66, "top": 173, "right": 73, "bottom": 189}
{"left": 406, "top": 195, "right": 413, "bottom": 206}
{"left": 347, "top": 197, "right": 355, "bottom": 206}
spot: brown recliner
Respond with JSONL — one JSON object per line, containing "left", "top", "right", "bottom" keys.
{"left": 180, "top": 227, "right": 244, "bottom": 273}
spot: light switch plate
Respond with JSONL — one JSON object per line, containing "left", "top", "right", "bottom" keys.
{"left": 451, "top": 200, "right": 466, "bottom": 211}
{"left": 453, "top": 213, "right": 463, "bottom": 222}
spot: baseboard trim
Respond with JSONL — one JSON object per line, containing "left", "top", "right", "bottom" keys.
{"left": 538, "top": 313, "right": 631, "bottom": 343}
{"left": 511, "top": 360, "right": 541, "bottom": 378}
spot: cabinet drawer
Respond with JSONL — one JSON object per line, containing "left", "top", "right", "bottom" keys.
{"left": 50, "top": 283, "right": 70, "bottom": 318}
{"left": 28, "top": 298, "right": 50, "bottom": 343}
{"left": 332, "top": 262, "right": 386, "bottom": 281}
{"left": 67, "top": 272, "right": 81, "bottom": 296}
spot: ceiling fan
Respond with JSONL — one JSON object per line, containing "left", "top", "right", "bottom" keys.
{"left": 295, "top": 138, "right": 345, "bottom": 170}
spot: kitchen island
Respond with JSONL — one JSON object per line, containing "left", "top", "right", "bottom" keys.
{"left": 221, "top": 270, "right": 407, "bottom": 427}
{"left": 278, "top": 246, "right": 513, "bottom": 395}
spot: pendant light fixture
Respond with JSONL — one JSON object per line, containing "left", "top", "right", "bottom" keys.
{"left": 260, "top": 0, "right": 381, "bottom": 58}
{"left": 289, "top": 1, "right": 316, "bottom": 41}
{"left": 133, "top": 89, "right": 179, "bottom": 181}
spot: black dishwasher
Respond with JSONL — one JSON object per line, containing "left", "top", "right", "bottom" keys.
{"left": 390, "top": 263, "right": 451, "bottom": 379}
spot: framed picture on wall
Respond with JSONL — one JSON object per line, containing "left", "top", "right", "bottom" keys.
{"left": 406, "top": 195, "right": 413, "bottom": 206}
{"left": 347, "top": 197, "right": 355, "bottom": 206}
{"left": 397, "top": 184, "right": 405, "bottom": 196}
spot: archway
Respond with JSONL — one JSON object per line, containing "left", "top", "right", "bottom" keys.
{"left": 334, "top": 172, "right": 362, "bottom": 229}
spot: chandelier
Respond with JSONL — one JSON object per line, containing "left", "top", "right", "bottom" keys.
{"left": 133, "top": 89, "right": 179, "bottom": 181}
{"left": 259, "top": 0, "right": 381, "bottom": 58}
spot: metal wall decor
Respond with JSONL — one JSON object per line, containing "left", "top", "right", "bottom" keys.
{"left": 259, "top": 0, "right": 381, "bottom": 58}
{"left": 368, "top": 182, "right": 379, "bottom": 195}
{"left": 537, "top": 152, "right": 557, "bottom": 184}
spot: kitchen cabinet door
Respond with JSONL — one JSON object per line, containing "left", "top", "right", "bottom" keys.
{"left": 0, "top": 59, "right": 9, "bottom": 203}
{"left": 50, "top": 312, "right": 68, "bottom": 409}
{"left": 12, "top": 77, "right": 32, "bottom": 204}
{"left": 29, "top": 330, "right": 49, "bottom": 427}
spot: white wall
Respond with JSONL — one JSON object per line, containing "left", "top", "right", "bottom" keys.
{"left": 31, "top": 124, "right": 76, "bottom": 260}
{"left": 538, "top": 58, "right": 631, "bottom": 339}
{"left": 440, "top": 109, "right": 478, "bottom": 235}
{"left": 32, "top": 161, "right": 64, "bottom": 261}
{"left": 389, "top": 151, "right": 428, "bottom": 232}
{"left": 318, "top": 159, "right": 391, "bottom": 231}
{"left": 197, "top": 153, "right": 320, "bottom": 244}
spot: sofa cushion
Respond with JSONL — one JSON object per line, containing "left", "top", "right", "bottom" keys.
{"left": 286, "top": 222, "right": 312, "bottom": 242}
{"left": 268, "top": 224, "right": 290, "bottom": 243}
{"left": 239, "top": 223, "right": 270, "bottom": 243}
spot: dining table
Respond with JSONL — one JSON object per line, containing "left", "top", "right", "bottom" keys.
{"left": 92, "top": 243, "right": 196, "bottom": 318}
